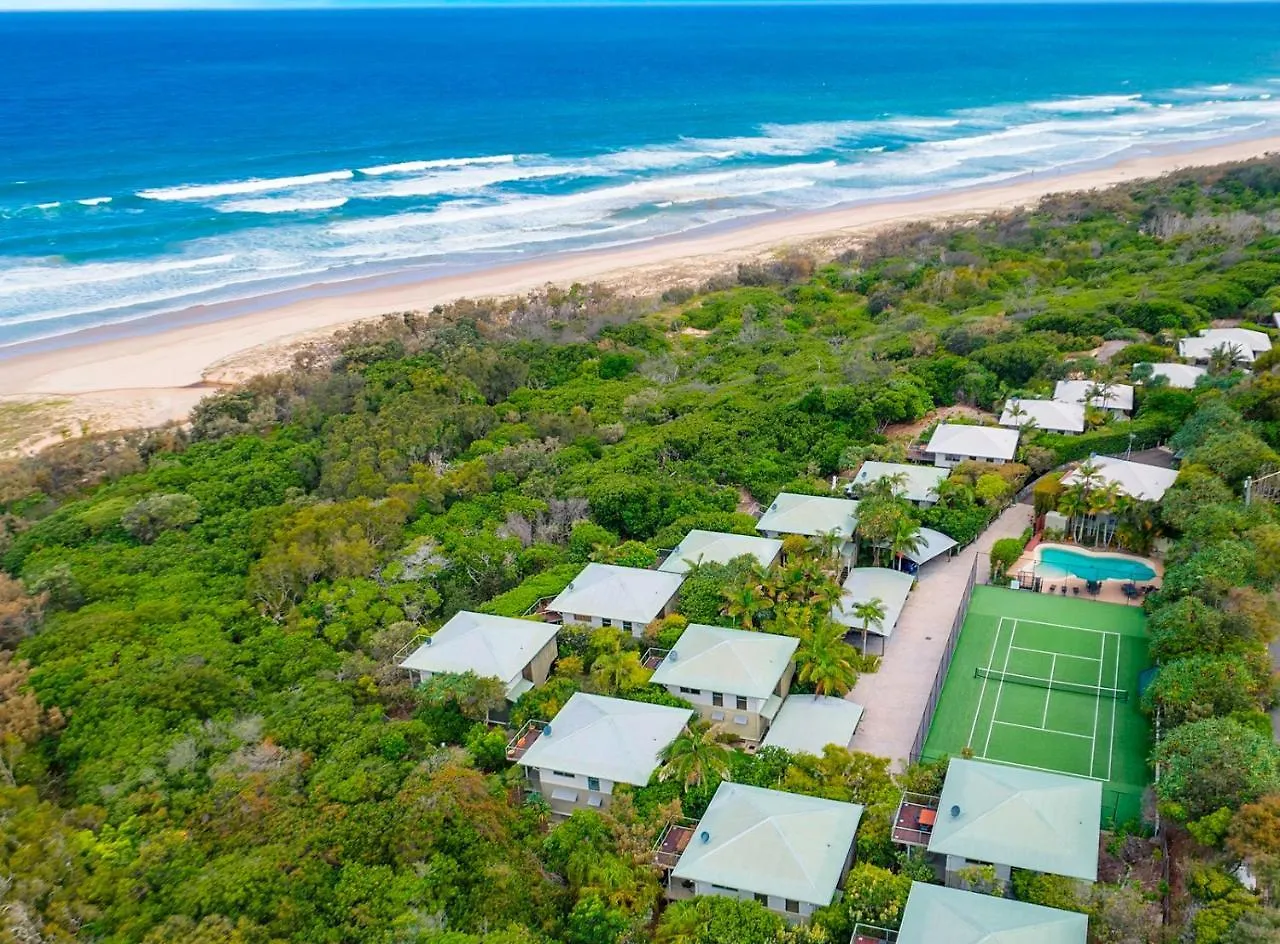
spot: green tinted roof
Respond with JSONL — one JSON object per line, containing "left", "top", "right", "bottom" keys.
{"left": 898, "top": 883, "right": 1088, "bottom": 944}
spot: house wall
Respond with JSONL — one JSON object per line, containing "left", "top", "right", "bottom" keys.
{"left": 683, "top": 880, "right": 820, "bottom": 921}
{"left": 942, "top": 855, "right": 1012, "bottom": 891}
{"left": 665, "top": 687, "right": 768, "bottom": 741}
{"left": 526, "top": 637, "right": 558, "bottom": 686}
{"left": 553, "top": 593, "right": 677, "bottom": 638}
{"left": 932, "top": 452, "right": 1007, "bottom": 468}
{"left": 527, "top": 766, "right": 618, "bottom": 816}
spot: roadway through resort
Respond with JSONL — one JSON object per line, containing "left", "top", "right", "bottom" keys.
{"left": 845, "top": 502, "right": 1034, "bottom": 769}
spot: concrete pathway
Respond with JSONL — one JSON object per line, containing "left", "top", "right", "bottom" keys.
{"left": 846, "top": 503, "right": 1034, "bottom": 769}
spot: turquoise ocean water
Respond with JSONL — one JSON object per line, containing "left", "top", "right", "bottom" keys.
{"left": 3, "top": 5, "right": 1280, "bottom": 350}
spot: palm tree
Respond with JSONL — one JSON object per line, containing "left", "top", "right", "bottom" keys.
{"left": 1114, "top": 495, "right": 1158, "bottom": 555}
{"left": 808, "top": 528, "right": 845, "bottom": 563}
{"left": 889, "top": 518, "right": 926, "bottom": 571}
{"left": 863, "top": 471, "right": 908, "bottom": 501}
{"left": 589, "top": 636, "right": 650, "bottom": 693}
{"left": 1058, "top": 483, "right": 1091, "bottom": 543}
{"left": 720, "top": 582, "right": 765, "bottom": 630}
{"left": 1088, "top": 482, "right": 1121, "bottom": 547}
{"left": 658, "top": 719, "right": 733, "bottom": 788}
{"left": 850, "top": 597, "right": 886, "bottom": 654}
{"left": 795, "top": 620, "right": 860, "bottom": 696}
{"left": 1207, "top": 342, "right": 1245, "bottom": 375}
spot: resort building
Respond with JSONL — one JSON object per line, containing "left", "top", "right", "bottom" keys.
{"left": 760, "top": 694, "right": 864, "bottom": 755}
{"left": 1061, "top": 455, "right": 1180, "bottom": 502}
{"left": 663, "top": 782, "right": 863, "bottom": 921}
{"left": 847, "top": 461, "right": 950, "bottom": 506}
{"left": 832, "top": 567, "right": 914, "bottom": 645}
{"left": 999, "top": 397, "right": 1085, "bottom": 434}
{"left": 868, "top": 882, "right": 1088, "bottom": 944}
{"left": 1053, "top": 380, "right": 1135, "bottom": 415}
{"left": 648, "top": 623, "right": 797, "bottom": 742}
{"left": 546, "top": 563, "right": 684, "bottom": 636}
{"left": 897, "top": 527, "right": 958, "bottom": 572}
{"left": 658, "top": 529, "right": 783, "bottom": 575}
{"left": 510, "top": 692, "right": 692, "bottom": 816}
{"left": 894, "top": 758, "right": 1101, "bottom": 886}
{"left": 398, "top": 610, "right": 559, "bottom": 703}
{"left": 755, "top": 492, "right": 859, "bottom": 557}
{"left": 1138, "top": 362, "right": 1206, "bottom": 389}
{"left": 1178, "top": 330, "right": 1264, "bottom": 366}
{"left": 923, "top": 424, "right": 1020, "bottom": 468}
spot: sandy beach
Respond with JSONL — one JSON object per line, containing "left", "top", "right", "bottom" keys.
{"left": 3, "top": 135, "right": 1280, "bottom": 453}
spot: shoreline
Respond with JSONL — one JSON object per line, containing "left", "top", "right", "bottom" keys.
{"left": 3, "top": 134, "right": 1280, "bottom": 450}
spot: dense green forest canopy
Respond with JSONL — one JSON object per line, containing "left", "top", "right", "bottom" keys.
{"left": 3, "top": 158, "right": 1280, "bottom": 943}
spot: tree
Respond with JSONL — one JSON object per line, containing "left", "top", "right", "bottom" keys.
{"left": 655, "top": 895, "right": 785, "bottom": 944}
{"left": 814, "top": 863, "right": 912, "bottom": 941}
{"left": 588, "top": 634, "right": 650, "bottom": 693}
{"left": 1229, "top": 795, "right": 1280, "bottom": 899}
{"left": 658, "top": 719, "right": 733, "bottom": 788}
{"left": 888, "top": 518, "right": 925, "bottom": 571}
{"left": 0, "top": 573, "right": 45, "bottom": 647}
{"left": 1154, "top": 717, "right": 1280, "bottom": 821}
{"left": 989, "top": 537, "right": 1024, "bottom": 583}
{"left": 1141, "top": 653, "right": 1270, "bottom": 727}
{"left": 122, "top": 492, "right": 202, "bottom": 542}
{"left": 721, "top": 582, "right": 767, "bottom": 630}
{"left": 850, "top": 597, "right": 886, "bottom": 654}
{"left": 795, "top": 620, "right": 860, "bottom": 696}
{"left": 417, "top": 671, "right": 509, "bottom": 723}
{"left": 0, "top": 654, "right": 64, "bottom": 785}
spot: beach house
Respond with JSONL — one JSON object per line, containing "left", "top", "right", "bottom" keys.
{"left": 857, "top": 882, "right": 1087, "bottom": 944}
{"left": 1053, "top": 380, "right": 1135, "bottom": 416}
{"left": 832, "top": 567, "right": 914, "bottom": 646}
{"left": 658, "top": 529, "right": 783, "bottom": 575}
{"left": 546, "top": 563, "right": 684, "bottom": 636}
{"left": 892, "top": 758, "right": 1101, "bottom": 887}
{"left": 398, "top": 611, "right": 559, "bottom": 705}
{"left": 509, "top": 692, "right": 692, "bottom": 816}
{"left": 999, "top": 397, "right": 1085, "bottom": 434}
{"left": 846, "top": 460, "right": 951, "bottom": 506}
{"left": 922, "top": 424, "right": 1019, "bottom": 468}
{"left": 1138, "top": 362, "right": 1206, "bottom": 389}
{"left": 648, "top": 623, "right": 797, "bottom": 741}
{"left": 1178, "top": 327, "right": 1271, "bottom": 366}
{"left": 755, "top": 492, "right": 859, "bottom": 558}
{"left": 659, "top": 782, "right": 863, "bottom": 921}
{"left": 1061, "top": 455, "right": 1179, "bottom": 502}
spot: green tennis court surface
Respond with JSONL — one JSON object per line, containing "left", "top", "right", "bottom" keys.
{"left": 923, "top": 586, "right": 1152, "bottom": 826}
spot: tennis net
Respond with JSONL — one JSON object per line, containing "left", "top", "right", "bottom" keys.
{"left": 974, "top": 666, "right": 1128, "bottom": 701}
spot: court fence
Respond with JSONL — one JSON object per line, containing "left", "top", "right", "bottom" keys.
{"left": 908, "top": 555, "right": 978, "bottom": 764}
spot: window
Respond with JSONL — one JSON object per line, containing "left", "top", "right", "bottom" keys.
{"left": 679, "top": 687, "right": 702, "bottom": 695}
{"left": 712, "top": 692, "right": 724, "bottom": 707}
{"left": 621, "top": 621, "right": 633, "bottom": 633}
{"left": 733, "top": 715, "right": 749, "bottom": 726}
{"left": 552, "top": 770, "right": 576, "bottom": 780}
{"left": 711, "top": 711, "right": 726, "bottom": 721}
{"left": 601, "top": 618, "right": 613, "bottom": 628}
{"left": 785, "top": 899, "right": 801, "bottom": 914}
{"left": 754, "top": 893, "right": 768, "bottom": 906}
{"left": 947, "top": 454, "right": 962, "bottom": 463}
{"left": 735, "top": 695, "right": 748, "bottom": 711}
{"left": 587, "top": 777, "right": 601, "bottom": 792}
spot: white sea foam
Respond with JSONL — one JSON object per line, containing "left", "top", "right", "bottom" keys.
{"left": 138, "top": 170, "right": 355, "bottom": 201}
{"left": 1027, "top": 94, "right": 1147, "bottom": 113}
{"left": 34, "top": 201, "right": 61, "bottom": 210}
{"left": 77, "top": 197, "right": 113, "bottom": 206}
{"left": 218, "top": 196, "right": 350, "bottom": 214}
{"left": 0, "top": 254, "right": 237, "bottom": 297}
{"left": 366, "top": 163, "right": 577, "bottom": 198}
{"left": 359, "top": 155, "right": 516, "bottom": 175}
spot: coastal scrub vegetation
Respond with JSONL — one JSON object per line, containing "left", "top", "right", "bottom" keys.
{"left": 2, "top": 158, "right": 1280, "bottom": 942}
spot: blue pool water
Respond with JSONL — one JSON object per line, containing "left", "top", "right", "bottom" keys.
{"left": 1037, "top": 547, "right": 1157, "bottom": 583}
{"left": 6, "top": 5, "right": 1280, "bottom": 349}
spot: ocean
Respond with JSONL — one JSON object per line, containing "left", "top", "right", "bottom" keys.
{"left": 3, "top": 4, "right": 1280, "bottom": 351}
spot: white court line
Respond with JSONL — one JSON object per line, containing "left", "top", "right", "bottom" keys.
{"left": 1009, "top": 644, "right": 1102, "bottom": 665}
{"left": 1007, "top": 617, "right": 1125, "bottom": 638}
{"left": 983, "top": 618, "right": 1017, "bottom": 758}
{"left": 1042, "top": 653, "right": 1057, "bottom": 727}
{"left": 1089, "top": 631, "right": 1104, "bottom": 779}
{"left": 1108, "top": 629, "right": 1120, "bottom": 782}
{"left": 992, "top": 719, "right": 1094, "bottom": 741}
{"left": 973, "top": 753, "right": 1106, "bottom": 783}
{"left": 968, "top": 616, "right": 1005, "bottom": 750}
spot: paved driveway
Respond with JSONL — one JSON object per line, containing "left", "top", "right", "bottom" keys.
{"left": 847, "top": 503, "right": 1034, "bottom": 769}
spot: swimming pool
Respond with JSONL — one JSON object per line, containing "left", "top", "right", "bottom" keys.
{"left": 1035, "top": 545, "right": 1157, "bottom": 582}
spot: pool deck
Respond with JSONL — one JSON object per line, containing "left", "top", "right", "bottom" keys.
{"left": 1011, "top": 541, "right": 1163, "bottom": 606}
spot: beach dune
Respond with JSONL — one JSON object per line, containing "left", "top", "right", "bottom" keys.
{"left": 3, "top": 135, "right": 1279, "bottom": 451}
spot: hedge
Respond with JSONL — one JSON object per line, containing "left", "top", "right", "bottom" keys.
{"left": 480, "top": 563, "right": 582, "bottom": 617}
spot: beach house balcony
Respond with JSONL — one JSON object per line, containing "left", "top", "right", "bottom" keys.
{"left": 892, "top": 792, "right": 940, "bottom": 847}
{"left": 505, "top": 719, "right": 548, "bottom": 762}
{"left": 521, "top": 595, "right": 564, "bottom": 624}
{"left": 851, "top": 924, "right": 898, "bottom": 944}
{"left": 652, "top": 818, "right": 699, "bottom": 870}
{"left": 641, "top": 647, "right": 670, "bottom": 670}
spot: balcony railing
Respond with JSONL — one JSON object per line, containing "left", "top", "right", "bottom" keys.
{"left": 522, "top": 596, "right": 563, "bottom": 623}
{"left": 851, "top": 923, "right": 898, "bottom": 944}
{"left": 892, "top": 791, "right": 941, "bottom": 847}
{"left": 642, "top": 647, "right": 671, "bottom": 670}
{"left": 506, "top": 719, "right": 548, "bottom": 762}
{"left": 652, "top": 818, "right": 699, "bottom": 870}
{"left": 391, "top": 631, "right": 431, "bottom": 665}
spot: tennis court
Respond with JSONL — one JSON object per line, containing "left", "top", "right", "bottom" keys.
{"left": 923, "top": 586, "right": 1151, "bottom": 825}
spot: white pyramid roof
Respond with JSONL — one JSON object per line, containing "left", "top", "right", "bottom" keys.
{"left": 672, "top": 782, "right": 863, "bottom": 906}
{"left": 548, "top": 563, "right": 684, "bottom": 624}
{"left": 1000, "top": 398, "right": 1085, "bottom": 433}
{"left": 924, "top": 425, "right": 1019, "bottom": 462}
{"left": 650, "top": 623, "right": 797, "bottom": 698}
{"left": 756, "top": 492, "right": 859, "bottom": 539}
{"left": 659, "top": 530, "right": 782, "bottom": 574}
{"left": 850, "top": 461, "right": 951, "bottom": 504}
{"left": 1061, "top": 455, "right": 1179, "bottom": 502}
{"left": 897, "top": 882, "right": 1088, "bottom": 944}
{"left": 1140, "top": 363, "right": 1205, "bottom": 389}
{"left": 399, "top": 611, "right": 558, "bottom": 698}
